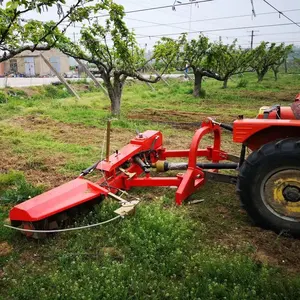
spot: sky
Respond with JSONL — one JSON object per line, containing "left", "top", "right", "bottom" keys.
{"left": 10, "top": 0, "right": 300, "bottom": 49}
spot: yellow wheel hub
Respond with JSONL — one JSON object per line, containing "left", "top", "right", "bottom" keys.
{"left": 263, "top": 169, "right": 300, "bottom": 220}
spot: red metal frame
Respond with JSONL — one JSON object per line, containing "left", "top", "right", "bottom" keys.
{"left": 10, "top": 120, "right": 229, "bottom": 223}
{"left": 233, "top": 106, "right": 300, "bottom": 150}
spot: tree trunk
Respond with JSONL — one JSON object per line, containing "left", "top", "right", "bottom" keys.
{"left": 274, "top": 70, "right": 278, "bottom": 81}
{"left": 106, "top": 77, "right": 123, "bottom": 116}
{"left": 257, "top": 69, "right": 267, "bottom": 82}
{"left": 257, "top": 74, "right": 263, "bottom": 82}
{"left": 222, "top": 77, "right": 229, "bottom": 89}
{"left": 111, "top": 94, "right": 121, "bottom": 115}
{"left": 284, "top": 59, "right": 288, "bottom": 73}
{"left": 257, "top": 73, "right": 265, "bottom": 82}
{"left": 193, "top": 72, "right": 203, "bottom": 97}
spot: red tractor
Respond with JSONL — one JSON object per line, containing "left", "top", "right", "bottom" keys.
{"left": 7, "top": 94, "right": 300, "bottom": 238}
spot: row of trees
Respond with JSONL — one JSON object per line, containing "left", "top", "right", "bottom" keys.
{"left": 0, "top": 0, "right": 294, "bottom": 115}
{"left": 154, "top": 36, "right": 292, "bottom": 96}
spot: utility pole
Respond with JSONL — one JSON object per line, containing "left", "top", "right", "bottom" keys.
{"left": 248, "top": 30, "right": 259, "bottom": 49}
{"left": 250, "top": 30, "right": 254, "bottom": 49}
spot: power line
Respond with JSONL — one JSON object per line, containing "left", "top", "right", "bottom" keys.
{"left": 129, "top": 9, "right": 300, "bottom": 30}
{"left": 219, "top": 30, "right": 300, "bottom": 39}
{"left": 239, "top": 40, "right": 300, "bottom": 47}
{"left": 62, "top": 1, "right": 213, "bottom": 37}
{"left": 125, "top": 16, "right": 207, "bottom": 37}
{"left": 91, "top": 0, "right": 213, "bottom": 19}
{"left": 257, "top": 40, "right": 300, "bottom": 44}
{"left": 134, "top": 21, "right": 300, "bottom": 39}
{"left": 126, "top": 0, "right": 194, "bottom": 22}
{"left": 256, "top": 31, "right": 300, "bottom": 37}
{"left": 124, "top": 17, "right": 193, "bottom": 33}
{"left": 263, "top": 0, "right": 300, "bottom": 28}
{"left": 61, "top": 8, "right": 300, "bottom": 32}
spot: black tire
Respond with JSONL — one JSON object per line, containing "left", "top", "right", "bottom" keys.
{"left": 237, "top": 138, "right": 300, "bottom": 236}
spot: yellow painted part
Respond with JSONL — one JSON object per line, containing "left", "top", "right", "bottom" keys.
{"left": 155, "top": 160, "right": 166, "bottom": 172}
{"left": 273, "top": 177, "right": 300, "bottom": 213}
{"left": 259, "top": 106, "right": 270, "bottom": 115}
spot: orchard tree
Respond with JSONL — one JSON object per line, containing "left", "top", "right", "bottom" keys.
{"left": 154, "top": 37, "right": 180, "bottom": 73}
{"left": 294, "top": 57, "right": 300, "bottom": 68}
{"left": 271, "top": 45, "right": 293, "bottom": 80}
{"left": 58, "top": 1, "right": 167, "bottom": 115}
{"left": 208, "top": 40, "right": 255, "bottom": 88}
{"left": 154, "top": 34, "right": 239, "bottom": 97}
{"left": 251, "top": 42, "right": 292, "bottom": 82}
{"left": 0, "top": 0, "right": 83, "bottom": 63}
{"left": 155, "top": 34, "right": 255, "bottom": 96}
{"left": 155, "top": 34, "right": 229, "bottom": 97}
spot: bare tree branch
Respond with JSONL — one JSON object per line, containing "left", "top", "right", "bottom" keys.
{"left": 0, "top": 45, "right": 51, "bottom": 62}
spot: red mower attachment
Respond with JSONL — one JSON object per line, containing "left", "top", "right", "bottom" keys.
{"left": 8, "top": 119, "right": 238, "bottom": 238}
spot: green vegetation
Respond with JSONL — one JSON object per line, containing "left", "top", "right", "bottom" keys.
{"left": 1, "top": 73, "right": 300, "bottom": 299}
{"left": 3, "top": 199, "right": 300, "bottom": 299}
{"left": 0, "top": 91, "right": 8, "bottom": 103}
{"left": 0, "top": 0, "right": 84, "bottom": 64}
{"left": 0, "top": 171, "right": 23, "bottom": 192}
{"left": 0, "top": 173, "right": 44, "bottom": 205}
{"left": 154, "top": 35, "right": 292, "bottom": 98}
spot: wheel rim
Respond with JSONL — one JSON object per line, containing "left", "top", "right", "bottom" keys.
{"left": 261, "top": 168, "right": 300, "bottom": 222}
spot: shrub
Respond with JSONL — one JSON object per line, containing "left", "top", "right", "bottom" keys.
{"left": 0, "top": 177, "right": 44, "bottom": 204}
{"left": 0, "top": 170, "right": 24, "bottom": 191}
{"left": 0, "top": 90, "right": 8, "bottom": 103}
{"left": 236, "top": 78, "right": 248, "bottom": 88}
{"left": 44, "top": 85, "right": 70, "bottom": 99}
{"left": 6, "top": 89, "right": 28, "bottom": 98}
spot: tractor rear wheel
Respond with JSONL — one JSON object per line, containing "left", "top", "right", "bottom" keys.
{"left": 238, "top": 138, "right": 300, "bottom": 236}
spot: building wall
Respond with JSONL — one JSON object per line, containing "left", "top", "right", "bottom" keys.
{"left": 0, "top": 63, "right": 4, "bottom": 76}
{"left": 3, "top": 49, "right": 70, "bottom": 76}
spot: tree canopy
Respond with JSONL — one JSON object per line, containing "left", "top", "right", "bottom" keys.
{"left": 207, "top": 40, "right": 255, "bottom": 88}
{"left": 154, "top": 34, "right": 256, "bottom": 96}
{"left": 251, "top": 42, "right": 292, "bottom": 82}
{"left": 58, "top": 0, "right": 165, "bottom": 115}
{"left": 0, "top": 0, "right": 83, "bottom": 63}
{"left": 155, "top": 34, "right": 217, "bottom": 97}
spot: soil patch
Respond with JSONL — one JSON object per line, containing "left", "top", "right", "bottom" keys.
{"left": 238, "top": 90, "right": 299, "bottom": 102}
{"left": 207, "top": 204, "right": 300, "bottom": 273}
{"left": 0, "top": 146, "right": 72, "bottom": 188}
{"left": 128, "top": 109, "right": 236, "bottom": 130}
{"left": 0, "top": 242, "right": 12, "bottom": 256}
{"left": 7, "top": 115, "right": 134, "bottom": 150}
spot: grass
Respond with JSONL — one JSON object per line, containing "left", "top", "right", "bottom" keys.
{"left": 0, "top": 174, "right": 44, "bottom": 205}
{"left": 1, "top": 71, "right": 300, "bottom": 299}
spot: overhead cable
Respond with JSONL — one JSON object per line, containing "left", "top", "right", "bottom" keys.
{"left": 91, "top": 0, "right": 213, "bottom": 19}
{"left": 134, "top": 21, "right": 300, "bottom": 39}
{"left": 263, "top": 0, "right": 300, "bottom": 28}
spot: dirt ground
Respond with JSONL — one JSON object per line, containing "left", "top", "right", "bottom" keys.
{"left": 128, "top": 108, "right": 237, "bottom": 129}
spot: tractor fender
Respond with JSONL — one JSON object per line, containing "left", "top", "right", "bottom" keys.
{"left": 243, "top": 125, "right": 300, "bottom": 151}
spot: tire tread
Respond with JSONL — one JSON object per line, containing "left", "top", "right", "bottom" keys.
{"left": 238, "top": 138, "right": 300, "bottom": 235}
